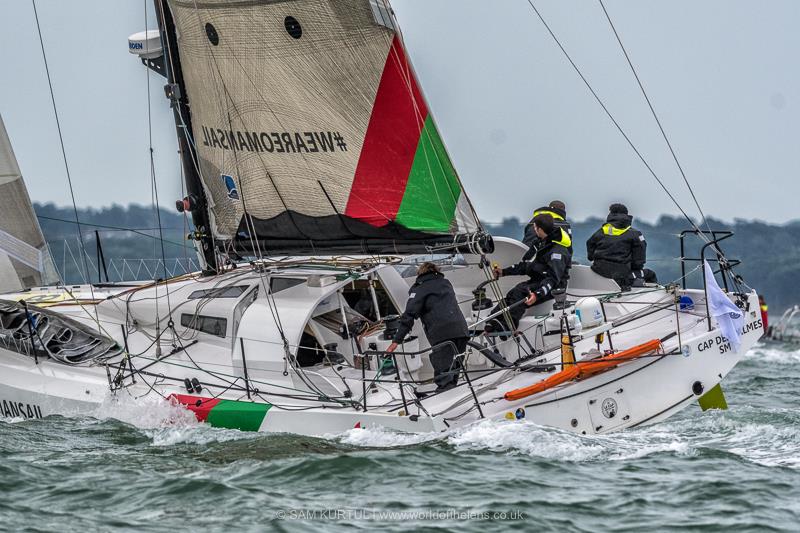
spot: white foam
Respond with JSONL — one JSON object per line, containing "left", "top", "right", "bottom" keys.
{"left": 747, "top": 344, "right": 800, "bottom": 364}
{"left": 93, "top": 394, "right": 264, "bottom": 446}
{"left": 448, "top": 419, "right": 693, "bottom": 462}
{"left": 146, "top": 425, "right": 251, "bottom": 447}
{"left": 332, "top": 418, "right": 694, "bottom": 462}
{"left": 90, "top": 394, "right": 259, "bottom": 446}
{"left": 0, "top": 415, "right": 28, "bottom": 424}
{"left": 92, "top": 393, "right": 199, "bottom": 430}
{"left": 720, "top": 420, "right": 800, "bottom": 468}
{"left": 448, "top": 419, "right": 604, "bottom": 461}
{"left": 336, "top": 425, "right": 441, "bottom": 448}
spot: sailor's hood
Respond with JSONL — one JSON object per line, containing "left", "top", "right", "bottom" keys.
{"left": 535, "top": 205, "right": 567, "bottom": 220}
{"left": 606, "top": 212, "right": 633, "bottom": 229}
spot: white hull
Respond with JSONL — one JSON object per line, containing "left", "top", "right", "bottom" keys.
{"left": 0, "top": 261, "right": 762, "bottom": 437}
{"left": 0, "top": 313, "right": 759, "bottom": 435}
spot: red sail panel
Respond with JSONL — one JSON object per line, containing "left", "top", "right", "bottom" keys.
{"left": 344, "top": 36, "right": 428, "bottom": 227}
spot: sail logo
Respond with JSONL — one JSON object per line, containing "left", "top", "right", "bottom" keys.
{"left": 201, "top": 126, "right": 348, "bottom": 154}
{"left": 222, "top": 175, "right": 239, "bottom": 200}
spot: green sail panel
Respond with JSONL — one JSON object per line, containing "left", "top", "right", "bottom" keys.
{"left": 395, "top": 117, "right": 462, "bottom": 233}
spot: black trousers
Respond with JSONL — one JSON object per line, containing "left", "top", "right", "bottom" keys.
{"left": 592, "top": 262, "right": 658, "bottom": 288}
{"left": 592, "top": 261, "right": 632, "bottom": 289}
{"left": 430, "top": 337, "right": 468, "bottom": 388}
{"left": 487, "top": 281, "right": 545, "bottom": 331}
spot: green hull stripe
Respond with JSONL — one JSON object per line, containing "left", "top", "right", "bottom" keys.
{"left": 395, "top": 116, "right": 462, "bottom": 232}
{"left": 698, "top": 383, "right": 728, "bottom": 411}
{"left": 206, "top": 400, "right": 271, "bottom": 431}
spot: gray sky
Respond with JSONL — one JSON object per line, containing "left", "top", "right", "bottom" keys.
{"left": 1, "top": 0, "right": 798, "bottom": 224}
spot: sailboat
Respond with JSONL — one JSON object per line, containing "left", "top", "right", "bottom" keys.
{"left": 765, "top": 305, "right": 800, "bottom": 344}
{"left": 0, "top": 0, "right": 762, "bottom": 435}
{"left": 0, "top": 114, "right": 59, "bottom": 294}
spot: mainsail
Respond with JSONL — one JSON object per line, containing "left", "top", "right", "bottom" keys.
{"left": 0, "top": 114, "right": 58, "bottom": 292}
{"left": 165, "top": 0, "right": 484, "bottom": 254}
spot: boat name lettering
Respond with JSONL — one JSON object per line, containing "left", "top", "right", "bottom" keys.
{"left": 740, "top": 319, "right": 762, "bottom": 336}
{"left": 0, "top": 399, "right": 43, "bottom": 419}
{"left": 201, "top": 126, "right": 348, "bottom": 154}
{"left": 696, "top": 318, "right": 762, "bottom": 354}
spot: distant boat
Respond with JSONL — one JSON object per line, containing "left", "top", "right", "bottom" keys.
{"left": 0, "top": 114, "right": 58, "bottom": 293}
{"left": 0, "top": 0, "right": 762, "bottom": 434}
{"left": 765, "top": 305, "right": 800, "bottom": 344}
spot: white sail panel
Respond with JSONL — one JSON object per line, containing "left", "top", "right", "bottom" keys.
{"left": 0, "top": 115, "right": 59, "bottom": 292}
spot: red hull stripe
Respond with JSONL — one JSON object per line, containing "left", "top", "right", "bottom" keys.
{"left": 170, "top": 393, "right": 271, "bottom": 432}
{"left": 170, "top": 394, "right": 221, "bottom": 423}
{"left": 345, "top": 35, "right": 428, "bottom": 226}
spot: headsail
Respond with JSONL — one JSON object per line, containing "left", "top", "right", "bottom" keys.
{"left": 0, "top": 114, "right": 58, "bottom": 292}
{"left": 166, "top": 0, "right": 485, "bottom": 254}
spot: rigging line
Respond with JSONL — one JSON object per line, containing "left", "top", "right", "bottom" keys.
{"left": 190, "top": 9, "right": 292, "bottom": 350}
{"left": 218, "top": 31, "right": 398, "bottom": 230}
{"left": 219, "top": 110, "right": 292, "bottom": 351}
{"left": 36, "top": 215, "right": 189, "bottom": 246}
{"left": 597, "top": 0, "right": 711, "bottom": 235}
{"left": 145, "top": 0, "right": 173, "bottom": 325}
{"left": 389, "top": 26, "right": 483, "bottom": 232}
{"left": 229, "top": 6, "right": 431, "bottom": 232}
{"left": 387, "top": 43, "right": 460, "bottom": 223}
{"left": 221, "top": 50, "right": 399, "bottom": 241}
{"left": 158, "top": 1, "right": 220, "bottom": 275}
{"left": 31, "top": 0, "right": 98, "bottom": 316}
{"left": 189, "top": 5, "right": 310, "bottom": 244}
{"left": 523, "top": 0, "right": 712, "bottom": 245}
{"left": 176, "top": 161, "right": 193, "bottom": 273}
{"left": 204, "top": 11, "right": 418, "bottom": 232}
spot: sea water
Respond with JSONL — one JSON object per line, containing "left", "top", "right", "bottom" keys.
{"left": 1, "top": 342, "right": 799, "bottom": 532}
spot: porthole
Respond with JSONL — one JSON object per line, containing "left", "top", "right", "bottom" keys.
{"left": 205, "top": 23, "right": 219, "bottom": 46}
{"left": 284, "top": 16, "right": 302, "bottom": 39}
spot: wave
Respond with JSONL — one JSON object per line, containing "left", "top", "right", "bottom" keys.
{"left": 335, "top": 426, "right": 441, "bottom": 448}
{"left": 331, "top": 407, "right": 800, "bottom": 470}
{"left": 747, "top": 343, "right": 800, "bottom": 364}
{"left": 92, "top": 393, "right": 199, "bottom": 429}
{"left": 91, "top": 394, "right": 254, "bottom": 447}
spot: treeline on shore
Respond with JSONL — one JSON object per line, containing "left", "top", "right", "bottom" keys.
{"left": 34, "top": 203, "right": 800, "bottom": 312}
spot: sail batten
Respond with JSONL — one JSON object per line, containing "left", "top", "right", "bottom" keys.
{"left": 167, "top": 0, "right": 483, "bottom": 254}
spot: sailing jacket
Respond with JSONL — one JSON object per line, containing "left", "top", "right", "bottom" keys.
{"left": 586, "top": 213, "right": 647, "bottom": 280}
{"left": 504, "top": 228, "right": 572, "bottom": 300}
{"left": 393, "top": 271, "right": 469, "bottom": 346}
{"left": 522, "top": 205, "right": 573, "bottom": 260}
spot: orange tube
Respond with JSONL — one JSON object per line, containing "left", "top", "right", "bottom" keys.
{"left": 503, "top": 339, "right": 663, "bottom": 402}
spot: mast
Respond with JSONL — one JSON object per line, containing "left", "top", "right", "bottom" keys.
{"left": 153, "top": 0, "right": 217, "bottom": 275}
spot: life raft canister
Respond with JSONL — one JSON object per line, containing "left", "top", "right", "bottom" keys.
{"left": 504, "top": 339, "right": 663, "bottom": 402}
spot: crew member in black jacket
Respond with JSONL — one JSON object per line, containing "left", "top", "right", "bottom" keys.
{"left": 487, "top": 213, "right": 572, "bottom": 332}
{"left": 522, "top": 200, "right": 573, "bottom": 258}
{"left": 387, "top": 262, "right": 469, "bottom": 391}
{"left": 586, "top": 203, "right": 654, "bottom": 290}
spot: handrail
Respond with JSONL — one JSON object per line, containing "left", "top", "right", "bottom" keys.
{"left": 678, "top": 229, "right": 742, "bottom": 332}
{"left": 678, "top": 229, "right": 735, "bottom": 291}
{"left": 364, "top": 339, "right": 485, "bottom": 416}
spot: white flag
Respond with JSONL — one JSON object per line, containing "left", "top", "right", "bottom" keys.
{"left": 704, "top": 260, "right": 744, "bottom": 352}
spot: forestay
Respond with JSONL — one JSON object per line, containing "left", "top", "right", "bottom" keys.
{"left": 167, "top": 0, "right": 483, "bottom": 254}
